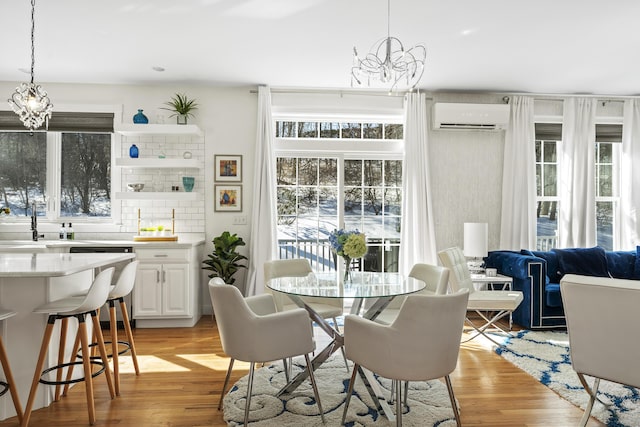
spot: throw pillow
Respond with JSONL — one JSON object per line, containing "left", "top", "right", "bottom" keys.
{"left": 552, "top": 247, "right": 609, "bottom": 279}
{"left": 606, "top": 250, "right": 636, "bottom": 279}
{"left": 635, "top": 246, "right": 640, "bottom": 279}
{"left": 529, "top": 250, "right": 560, "bottom": 283}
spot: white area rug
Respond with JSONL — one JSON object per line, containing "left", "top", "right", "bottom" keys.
{"left": 223, "top": 354, "right": 459, "bottom": 426}
{"left": 496, "top": 330, "right": 640, "bottom": 427}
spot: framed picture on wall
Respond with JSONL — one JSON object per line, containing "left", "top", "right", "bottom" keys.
{"left": 215, "top": 185, "right": 242, "bottom": 212}
{"left": 214, "top": 154, "right": 242, "bottom": 182}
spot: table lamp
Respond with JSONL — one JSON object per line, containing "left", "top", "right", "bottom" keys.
{"left": 464, "top": 222, "right": 488, "bottom": 273}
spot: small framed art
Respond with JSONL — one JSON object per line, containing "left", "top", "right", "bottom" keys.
{"left": 214, "top": 154, "right": 242, "bottom": 182}
{"left": 215, "top": 185, "right": 242, "bottom": 212}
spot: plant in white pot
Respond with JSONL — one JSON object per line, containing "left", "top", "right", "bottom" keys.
{"left": 161, "top": 93, "right": 198, "bottom": 125}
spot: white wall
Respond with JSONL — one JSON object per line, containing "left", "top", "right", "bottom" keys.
{"left": 0, "top": 81, "right": 514, "bottom": 300}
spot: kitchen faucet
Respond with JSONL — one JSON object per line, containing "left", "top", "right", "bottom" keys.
{"left": 31, "top": 203, "right": 44, "bottom": 241}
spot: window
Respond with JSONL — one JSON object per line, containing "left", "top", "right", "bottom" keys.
{"left": 275, "top": 119, "right": 403, "bottom": 273}
{"left": 535, "top": 123, "right": 561, "bottom": 250}
{"left": 0, "top": 111, "right": 114, "bottom": 221}
{"left": 594, "top": 124, "right": 622, "bottom": 250}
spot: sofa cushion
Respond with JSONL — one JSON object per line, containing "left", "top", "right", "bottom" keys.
{"left": 552, "top": 247, "right": 609, "bottom": 278}
{"left": 606, "top": 250, "right": 637, "bottom": 279}
{"left": 545, "top": 283, "right": 562, "bottom": 307}
{"left": 525, "top": 249, "right": 560, "bottom": 283}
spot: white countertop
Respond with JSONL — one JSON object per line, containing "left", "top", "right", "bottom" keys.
{"left": 0, "top": 252, "right": 136, "bottom": 277}
{"left": 0, "top": 234, "right": 206, "bottom": 250}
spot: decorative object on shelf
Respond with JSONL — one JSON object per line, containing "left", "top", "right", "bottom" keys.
{"left": 329, "top": 229, "right": 367, "bottom": 284}
{"left": 126, "top": 183, "right": 144, "bottom": 192}
{"left": 157, "top": 143, "right": 166, "bottom": 159}
{"left": 214, "top": 154, "right": 242, "bottom": 182}
{"left": 182, "top": 176, "right": 195, "bottom": 192}
{"left": 214, "top": 185, "right": 242, "bottom": 212}
{"left": 161, "top": 93, "right": 198, "bottom": 125}
{"left": 351, "top": 0, "right": 426, "bottom": 92}
{"left": 129, "top": 144, "right": 139, "bottom": 158}
{"left": 7, "top": 0, "right": 53, "bottom": 131}
{"left": 133, "top": 109, "right": 149, "bottom": 124}
{"left": 134, "top": 208, "right": 178, "bottom": 241}
{"left": 464, "top": 222, "right": 488, "bottom": 273}
{"left": 183, "top": 151, "right": 192, "bottom": 159}
{"left": 202, "top": 231, "right": 247, "bottom": 285}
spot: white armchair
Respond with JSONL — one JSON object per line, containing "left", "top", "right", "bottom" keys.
{"left": 438, "top": 247, "right": 523, "bottom": 345}
{"left": 209, "top": 278, "right": 325, "bottom": 426}
{"left": 560, "top": 274, "right": 640, "bottom": 427}
{"left": 341, "top": 289, "right": 469, "bottom": 426}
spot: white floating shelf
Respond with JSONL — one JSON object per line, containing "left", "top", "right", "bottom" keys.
{"left": 115, "top": 123, "right": 202, "bottom": 136}
{"left": 116, "top": 191, "right": 199, "bottom": 200}
{"left": 116, "top": 158, "right": 199, "bottom": 168}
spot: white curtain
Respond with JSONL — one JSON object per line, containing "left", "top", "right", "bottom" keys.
{"left": 399, "top": 92, "right": 437, "bottom": 275}
{"left": 246, "top": 86, "right": 278, "bottom": 296}
{"left": 559, "top": 97, "right": 596, "bottom": 248}
{"left": 621, "top": 100, "right": 640, "bottom": 249}
{"left": 499, "top": 96, "right": 536, "bottom": 250}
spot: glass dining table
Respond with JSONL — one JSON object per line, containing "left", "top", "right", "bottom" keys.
{"left": 266, "top": 270, "right": 426, "bottom": 418}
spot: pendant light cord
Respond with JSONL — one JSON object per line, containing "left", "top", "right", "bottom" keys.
{"left": 30, "top": 0, "right": 36, "bottom": 85}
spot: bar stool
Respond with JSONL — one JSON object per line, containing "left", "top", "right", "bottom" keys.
{"left": 0, "top": 310, "right": 23, "bottom": 423}
{"left": 21, "top": 267, "right": 116, "bottom": 427}
{"left": 66, "top": 261, "right": 140, "bottom": 396}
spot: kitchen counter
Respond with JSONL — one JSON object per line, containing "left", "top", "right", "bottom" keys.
{"left": 0, "top": 252, "right": 135, "bottom": 277}
{"left": 0, "top": 252, "right": 136, "bottom": 420}
{"left": 0, "top": 234, "right": 206, "bottom": 250}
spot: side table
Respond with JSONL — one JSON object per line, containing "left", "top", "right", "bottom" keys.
{"left": 470, "top": 273, "right": 515, "bottom": 329}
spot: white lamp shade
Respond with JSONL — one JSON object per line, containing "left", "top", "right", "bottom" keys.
{"left": 464, "top": 222, "right": 488, "bottom": 258}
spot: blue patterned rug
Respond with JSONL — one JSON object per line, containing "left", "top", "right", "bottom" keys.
{"left": 223, "top": 354, "right": 459, "bottom": 426}
{"left": 496, "top": 330, "right": 640, "bottom": 427}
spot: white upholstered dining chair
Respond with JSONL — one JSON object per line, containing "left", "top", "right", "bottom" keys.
{"left": 560, "top": 274, "right": 640, "bottom": 427}
{"left": 373, "top": 263, "right": 450, "bottom": 325}
{"left": 342, "top": 289, "right": 469, "bottom": 427}
{"left": 209, "top": 278, "right": 324, "bottom": 426}
{"left": 438, "top": 247, "right": 523, "bottom": 345}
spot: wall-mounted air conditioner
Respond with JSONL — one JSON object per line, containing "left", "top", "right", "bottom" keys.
{"left": 432, "top": 102, "right": 510, "bottom": 130}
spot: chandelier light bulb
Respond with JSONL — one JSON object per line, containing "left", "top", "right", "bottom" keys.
{"left": 7, "top": 0, "right": 53, "bottom": 131}
{"left": 351, "top": 0, "right": 426, "bottom": 92}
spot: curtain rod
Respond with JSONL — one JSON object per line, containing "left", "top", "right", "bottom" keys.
{"left": 498, "top": 91, "right": 640, "bottom": 102}
{"left": 248, "top": 87, "right": 431, "bottom": 99}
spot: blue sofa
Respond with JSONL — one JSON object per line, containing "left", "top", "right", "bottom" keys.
{"left": 483, "top": 246, "right": 640, "bottom": 329}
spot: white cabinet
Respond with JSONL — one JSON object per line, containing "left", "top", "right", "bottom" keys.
{"left": 132, "top": 245, "right": 203, "bottom": 327}
{"left": 134, "top": 263, "right": 189, "bottom": 317}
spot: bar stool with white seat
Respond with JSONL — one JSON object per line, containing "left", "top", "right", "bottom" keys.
{"left": 64, "top": 261, "right": 141, "bottom": 397}
{"left": 21, "top": 267, "right": 116, "bottom": 427}
{"left": 0, "top": 310, "right": 23, "bottom": 423}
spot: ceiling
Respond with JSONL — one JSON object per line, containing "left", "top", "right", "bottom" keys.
{"left": 2, "top": 0, "right": 640, "bottom": 96}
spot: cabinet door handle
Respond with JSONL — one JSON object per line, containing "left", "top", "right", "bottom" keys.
{"left": 156, "top": 270, "right": 160, "bottom": 283}
{"left": 154, "top": 254, "right": 169, "bottom": 258}
{"left": 162, "top": 270, "right": 166, "bottom": 283}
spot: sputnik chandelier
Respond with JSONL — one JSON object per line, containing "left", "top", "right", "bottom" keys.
{"left": 351, "top": 0, "right": 426, "bottom": 92}
{"left": 8, "top": 0, "right": 53, "bottom": 131}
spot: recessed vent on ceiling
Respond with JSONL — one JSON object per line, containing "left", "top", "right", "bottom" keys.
{"left": 432, "top": 102, "right": 510, "bottom": 130}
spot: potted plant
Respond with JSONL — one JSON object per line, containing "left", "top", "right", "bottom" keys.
{"left": 161, "top": 93, "right": 198, "bottom": 124}
{"left": 202, "top": 231, "right": 248, "bottom": 285}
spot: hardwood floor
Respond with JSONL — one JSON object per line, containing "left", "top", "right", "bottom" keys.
{"left": 0, "top": 316, "right": 605, "bottom": 427}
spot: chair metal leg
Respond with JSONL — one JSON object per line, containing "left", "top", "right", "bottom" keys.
{"left": 445, "top": 375, "right": 462, "bottom": 427}
{"left": 341, "top": 363, "right": 359, "bottom": 425}
{"left": 577, "top": 373, "right": 600, "bottom": 427}
{"left": 403, "top": 380, "right": 408, "bottom": 407}
{"left": 218, "top": 358, "right": 234, "bottom": 410}
{"left": 282, "top": 358, "right": 290, "bottom": 383}
{"left": 304, "top": 353, "right": 325, "bottom": 423}
{"left": 394, "top": 379, "right": 402, "bottom": 427}
{"left": 244, "top": 363, "right": 255, "bottom": 427}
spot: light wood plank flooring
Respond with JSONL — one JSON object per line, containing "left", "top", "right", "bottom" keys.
{"left": 0, "top": 316, "right": 605, "bottom": 427}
